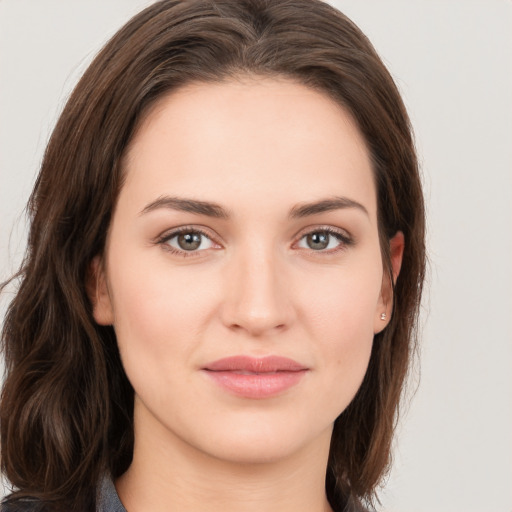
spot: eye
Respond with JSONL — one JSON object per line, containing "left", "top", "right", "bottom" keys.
{"left": 158, "top": 227, "right": 218, "bottom": 257}
{"left": 296, "top": 228, "right": 352, "bottom": 253}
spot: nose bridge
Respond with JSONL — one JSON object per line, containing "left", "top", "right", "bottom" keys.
{"left": 221, "top": 238, "right": 294, "bottom": 336}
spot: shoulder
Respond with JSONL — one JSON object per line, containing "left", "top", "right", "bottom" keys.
{"left": 340, "top": 495, "right": 374, "bottom": 512}
{"left": 1, "top": 475, "right": 125, "bottom": 512}
{"left": 97, "top": 477, "right": 126, "bottom": 512}
{"left": 0, "top": 501, "right": 48, "bottom": 512}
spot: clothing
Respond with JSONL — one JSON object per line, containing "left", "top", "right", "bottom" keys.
{"left": 97, "top": 478, "right": 126, "bottom": 512}
{"left": 2, "top": 476, "right": 368, "bottom": 511}
{"left": 0, "top": 479, "right": 126, "bottom": 512}
{"left": 96, "top": 477, "right": 367, "bottom": 512}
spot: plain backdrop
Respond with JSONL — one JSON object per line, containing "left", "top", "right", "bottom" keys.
{"left": 1, "top": 1, "right": 511, "bottom": 511}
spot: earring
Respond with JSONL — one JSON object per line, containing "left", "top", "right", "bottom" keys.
{"left": 380, "top": 313, "right": 387, "bottom": 321}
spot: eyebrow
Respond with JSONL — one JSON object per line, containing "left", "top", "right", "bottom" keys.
{"left": 140, "top": 196, "right": 230, "bottom": 218}
{"left": 139, "top": 195, "right": 369, "bottom": 219}
{"left": 289, "top": 196, "right": 369, "bottom": 218}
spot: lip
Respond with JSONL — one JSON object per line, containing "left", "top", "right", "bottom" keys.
{"left": 202, "top": 355, "right": 309, "bottom": 399}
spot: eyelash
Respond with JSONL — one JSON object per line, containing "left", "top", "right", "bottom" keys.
{"left": 157, "top": 226, "right": 219, "bottom": 258}
{"left": 156, "top": 225, "right": 354, "bottom": 258}
{"left": 295, "top": 227, "right": 354, "bottom": 256}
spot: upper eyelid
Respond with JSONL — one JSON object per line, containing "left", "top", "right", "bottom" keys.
{"left": 158, "top": 225, "right": 218, "bottom": 242}
{"left": 158, "top": 224, "right": 352, "bottom": 250}
{"left": 158, "top": 224, "right": 351, "bottom": 239}
{"left": 294, "top": 224, "right": 351, "bottom": 239}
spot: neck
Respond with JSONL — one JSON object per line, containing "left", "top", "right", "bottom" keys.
{"left": 116, "top": 404, "right": 334, "bottom": 512}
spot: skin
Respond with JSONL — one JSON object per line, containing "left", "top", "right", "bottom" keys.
{"left": 90, "top": 76, "right": 404, "bottom": 512}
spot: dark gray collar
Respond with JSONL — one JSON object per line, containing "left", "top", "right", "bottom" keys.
{"left": 96, "top": 475, "right": 368, "bottom": 512}
{"left": 98, "top": 477, "right": 127, "bottom": 512}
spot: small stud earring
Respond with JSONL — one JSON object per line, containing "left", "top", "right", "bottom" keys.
{"left": 380, "top": 313, "right": 387, "bottom": 321}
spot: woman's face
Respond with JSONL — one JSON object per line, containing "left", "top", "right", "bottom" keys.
{"left": 91, "top": 77, "right": 401, "bottom": 465}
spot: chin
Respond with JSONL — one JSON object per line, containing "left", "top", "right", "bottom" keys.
{"left": 187, "top": 414, "right": 334, "bottom": 466}
{"left": 201, "top": 437, "right": 309, "bottom": 465}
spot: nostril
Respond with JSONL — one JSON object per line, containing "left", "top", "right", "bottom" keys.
{"left": 228, "top": 321, "right": 287, "bottom": 337}
{"left": 219, "top": 273, "right": 295, "bottom": 335}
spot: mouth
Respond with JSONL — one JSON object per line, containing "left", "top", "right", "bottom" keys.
{"left": 202, "top": 355, "right": 309, "bottom": 399}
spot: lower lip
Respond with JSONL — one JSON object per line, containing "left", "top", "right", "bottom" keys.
{"left": 203, "top": 370, "right": 307, "bottom": 399}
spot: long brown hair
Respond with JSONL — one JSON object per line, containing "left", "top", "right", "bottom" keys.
{"left": 1, "top": 1, "right": 425, "bottom": 510}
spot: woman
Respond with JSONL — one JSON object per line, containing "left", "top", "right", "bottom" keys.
{"left": 0, "top": 0, "right": 425, "bottom": 511}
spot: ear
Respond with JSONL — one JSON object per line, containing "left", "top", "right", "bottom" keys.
{"left": 374, "top": 231, "right": 405, "bottom": 333}
{"left": 86, "top": 255, "right": 114, "bottom": 325}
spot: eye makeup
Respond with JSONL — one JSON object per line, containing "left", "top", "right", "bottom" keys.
{"left": 155, "top": 224, "right": 354, "bottom": 259}
{"left": 156, "top": 225, "right": 220, "bottom": 258}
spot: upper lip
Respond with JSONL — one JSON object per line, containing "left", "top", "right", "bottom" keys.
{"left": 203, "top": 355, "right": 308, "bottom": 373}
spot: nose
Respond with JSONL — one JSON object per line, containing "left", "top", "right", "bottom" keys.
{"left": 220, "top": 243, "right": 295, "bottom": 337}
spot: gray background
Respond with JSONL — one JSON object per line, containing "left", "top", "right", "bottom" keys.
{"left": 1, "top": 1, "right": 511, "bottom": 510}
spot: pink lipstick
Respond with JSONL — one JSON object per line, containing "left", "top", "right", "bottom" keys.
{"left": 202, "top": 355, "right": 308, "bottom": 399}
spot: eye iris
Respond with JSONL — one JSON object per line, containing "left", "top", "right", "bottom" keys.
{"left": 177, "top": 232, "right": 202, "bottom": 250}
{"left": 307, "top": 231, "right": 330, "bottom": 250}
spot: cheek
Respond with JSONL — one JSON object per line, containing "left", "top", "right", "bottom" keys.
{"left": 298, "top": 263, "right": 381, "bottom": 404}
{"left": 106, "top": 251, "right": 214, "bottom": 372}
{"left": 105, "top": 257, "right": 220, "bottom": 420}
{"left": 302, "top": 262, "right": 382, "bottom": 341}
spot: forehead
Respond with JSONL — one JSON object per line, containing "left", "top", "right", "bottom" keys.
{"left": 121, "top": 77, "right": 376, "bottom": 220}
